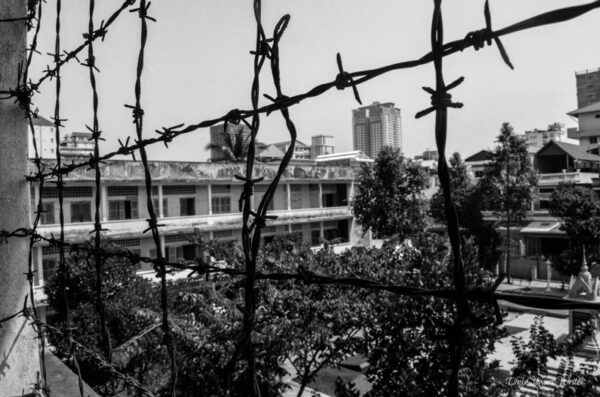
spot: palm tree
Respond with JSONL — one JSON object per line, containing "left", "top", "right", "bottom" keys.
{"left": 205, "top": 125, "right": 251, "bottom": 162}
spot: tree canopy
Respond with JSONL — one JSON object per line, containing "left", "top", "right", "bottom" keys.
{"left": 352, "top": 146, "right": 430, "bottom": 239}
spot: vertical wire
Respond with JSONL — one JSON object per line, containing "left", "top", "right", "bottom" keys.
{"left": 130, "top": 1, "right": 177, "bottom": 395}
{"left": 429, "top": 1, "right": 467, "bottom": 395}
{"left": 87, "top": 0, "right": 114, "bottom": 390}
{"left": 53, "top": 0, "right": 85, "bottom": 395}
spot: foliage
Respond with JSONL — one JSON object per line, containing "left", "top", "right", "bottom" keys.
{"left": 205, "top": 125, "right": 251, "bottom": 162}
{"left": 548, "top": 183, "right": 600, "bottom": 276}
{"left": 478, "top": 122, "right": 538, "bottom": 223}
{"left": 507, "top": 316, "right": 597, "bottom": 396}
{"left": 358, "top": 236, "right": 506, "bottom": 396}
{"left": 334, "top": 377, "right": 361, "bottom": 397}
{"left": 430, "top": 152, "right": 502, "bottom": 269}
{"left": 352, "top": 146, "right": 430, "bottom": 239}
{"left": 45, "top": 241, "right": 160, "bottom": 394}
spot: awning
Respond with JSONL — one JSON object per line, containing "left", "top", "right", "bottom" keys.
{"left": 520, "top": 221, "right": 563, "bottom": 235}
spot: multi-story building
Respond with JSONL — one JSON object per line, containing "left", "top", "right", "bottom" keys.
{"left": 208, "top": 123, "right": 251, "bottom": 161}
{"left": 28, "top": 116, "right": 57, "bottom": 159}
{"left": 352, "top": 101, "right": 402, "bottom": 159}
{"left": 464, "top": 150, "right": 493, "bottom": 181}
{"left": 567, "top": 102, "right": 600, "bottom": 150}
{"left": 272, "top": 140, "right": 312, "bottom": 160}
{"left": 523, "top": 123, "right": 577, "bottom": 153}
{"left": 311, "top": 135, "right": 335, "bottom": 158}
{"left": 414, "top": 149, "right": 439, "bottom": 161}
{"left": 60, "top": 131, "right": 95, "bottom": 157}
{"left": 30, "top": 158, "right": 363, "bottom": 311}
{"left": 575, "top": 67, "right": 600, "bottom": 108}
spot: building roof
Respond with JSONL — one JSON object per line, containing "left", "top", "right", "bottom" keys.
{"left": 520, "top": 221, "right": 563, "bottom": 235}
{"left": 32, "top": 115, "right": 54, "bottom": 127}
{"left": 567, "top": 101, "right": 600, "bottom": 117}
{"left": 256, "top": 144, "right": 284, "bottom": 159}
{"left": 71, "top": 131, "right": 93, "bottom": 137}
{"left": 315, "top": 150, "right": 373, "bottom": 163}
{"left": 464, "top": 150, "right": 493, "bottom": 162}
{"left": 537, "top": 140, "right": 600, "bottom": 162}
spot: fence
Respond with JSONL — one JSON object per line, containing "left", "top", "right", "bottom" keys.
{"left": 2, "top": 0, "right": 600, "bottom": 396}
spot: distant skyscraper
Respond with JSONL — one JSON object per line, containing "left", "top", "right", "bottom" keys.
{"left": 209, "top": 123, "right": 251, "bottom": 161}
{"left": 576, "top": 67, "right": 600, "bottom": 108}
{"left": 311, "top": 135, "right": 335, "bottom": 158}
{"left": 352, "top": 101, "right": 402, "bottom": 159}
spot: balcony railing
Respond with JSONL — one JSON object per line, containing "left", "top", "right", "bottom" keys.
{"left": 537, "top": 171, "right": 597, "bottom": 186}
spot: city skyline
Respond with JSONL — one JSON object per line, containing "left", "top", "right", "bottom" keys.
{"left": 27, "top": 0, "right": 600, "bottom": 162}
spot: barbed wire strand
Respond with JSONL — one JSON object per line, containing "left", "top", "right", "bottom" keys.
{"left": 127, "top": 0, "right": 178, "bottom": 395}
{"left": 52, "top": 0, "right": 85, "bottom": 395}
{"left": 85, "top": 0, "right": 116, "bottom": 393}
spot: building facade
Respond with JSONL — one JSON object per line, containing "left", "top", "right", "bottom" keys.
{"left": 352, "top": 101, "right": 402, "bottom": 159}
{"left": 28, "top": 116, "right": 57, "bottom": 159}
{"left": 30, "top": 159, "right": 363, "bottom": 307}
{"left": 567, "top": 102, "right": 600, "bottom": 150}
{"left": 208, "top": 123, "right": 252, "bottom": 161}
{"left": 272, "top": 140, "right": 312, "bottom": 160}
{"left": 311, "top": 135, "right": 335, "bottom": 158}
{"left": 523, "top": 123, "right": 577, "bottom": 153}
{"left": 576, "top": 67, "right": 600, "bottom": 108}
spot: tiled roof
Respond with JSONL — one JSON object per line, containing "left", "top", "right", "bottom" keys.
{"left": 32, "top": 115, "right": 54, "bottom": 127}
{"left": 567, "top": 101, "right": 600, "bottom": 117}
{"left": 539, "top": 141, "right": 600, "bottom": 162}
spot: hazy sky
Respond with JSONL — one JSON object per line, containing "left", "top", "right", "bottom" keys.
{"left": 29, "top": 0, "right": 600, "bottom": 161}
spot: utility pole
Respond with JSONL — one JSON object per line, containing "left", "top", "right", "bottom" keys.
{"left": 0, "top": 0, "right": 40, "bottom": 394}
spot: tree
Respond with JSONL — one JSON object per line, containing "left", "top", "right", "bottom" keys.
{"left": 430, "top": 152, "right": 502, "bottom": 269}
{"left": 478, "top": 123, "right": 538, "bottom": 282}
{"left": 352, "top": 146, "right": 430, "bottom": 239}
{"left": 361, "top": 236, "right": 506, "bottom": 396}
{"left": 548, "top": 182, "right": 600, "bottom": 277}
{"left": 205, "top": 125, "right": 251, "bottom": 162}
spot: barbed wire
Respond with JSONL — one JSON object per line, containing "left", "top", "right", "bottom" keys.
{"left": 1, "top": 0, "right": 600, "bottom": 396}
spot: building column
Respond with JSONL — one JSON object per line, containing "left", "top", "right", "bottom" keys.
{"left": 320, "top": 221, "right": 324, "bottom": 243}
{"left": 207, "top": 184, "right": 212, "bottom": 215}
{"left": 31, "top": 183, "right": 40, "bottom": 227}
{"left": 36, "top": 246, "right": 43, "bottom": 287}
{"left": 318, "top": 183, "right": 323, "bottom": 208}
{"left": 101, "top": 184, "right": 108, "bottom": 222}
{"left": 157, "top": 183, "right": 164, "bottom": 218}
{"left": 0, "top": 1, "right": 39, "bottom": 390}
{"left": 348, "top": 181, "right": 354, "bottom": 208}
{"left": 286, "top": 183, "right": 291, "bottom": 210}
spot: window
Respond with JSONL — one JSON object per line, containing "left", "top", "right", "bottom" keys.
{"left": 153, "top": 197, "right": 169, "bottom": 217}
{"left": 474, "top": 171, "right": 484, "bottom": 178}
{"left": 42, "top": 186, "right": 92, "bottom": 198}
{"left": 109, "top": 199, "right": 138, "bottom": 220}
{"left": 213, "top": 230, "right": 233, "bottom": 239}
{"left": 164, "top": 185, "right": 196, "bottom": 195}
{"left": 107, "top": 185, "right": 138, "bottom": 196}
{"left": 311, "top": 230, "right": 321, "bottom": 246}
{"left": 70, "top": 201, "right": 91, "bottom": 223}
{"left": 40, "top": 202, "right": 55, "bottom": 224}
{"left": 591, "top": 137, "right": 598, "bottom": 144}
{"left": 180, "top": 197, "right": 195, "bottom": 216}
{"left": 41, "top": 258, "right": 57, "bottom": 285}
{"left": 212, "top": 196, "right": 231, "bottom": 214}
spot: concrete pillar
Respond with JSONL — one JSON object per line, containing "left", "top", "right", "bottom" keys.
{"left": 31, "top": 183, "right": 40, "bottom": 226}
{"left": 207, "top": 184, "right": 212, "bottom": 215}
{"left": 36, "top": 247, "right": 43, "bottom": 287}
{"left": 101, "top": 184, "right": 108, "bottom": 222}
{"left": 286, "top": 183, "right": 291, "bottom": 210}
{"left": 348, "top": 181, "right": 354, "bottom": 208}
{"left": 0, "top": 0, "right": 40, "bottom": 391}
{"left": 157, "top": 183, "right": 164, "bottom": 218}
{"left": 318, "top": 183, "right": 323, "bottom": 208}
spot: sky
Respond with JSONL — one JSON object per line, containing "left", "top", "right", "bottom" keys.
{"left": 28, "top": 0, "right": 600, "bottom": 162}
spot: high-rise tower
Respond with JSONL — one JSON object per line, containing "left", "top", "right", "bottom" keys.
{"left": 352, "top": 101, "right": 402, "bottom": 159}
